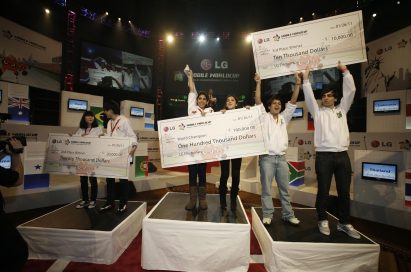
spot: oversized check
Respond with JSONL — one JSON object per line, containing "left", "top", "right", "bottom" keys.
{"left": 252, "top": 10, "right": 366, "bottom": 79}
{"left": 157, "top": 106, "right": 268, "bottom": 168}
{"left": 45, "top": 134, "right": 132, "bottom": 179}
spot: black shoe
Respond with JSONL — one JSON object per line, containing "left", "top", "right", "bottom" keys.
{"left": 99, "top": 203, "right": 114, "bottom": 212}
{"left": 117, "top": 203, "right": 127, "bottom": 214}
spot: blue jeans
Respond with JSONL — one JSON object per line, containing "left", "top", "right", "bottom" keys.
{"left": 259, "top": 154, "right": 295, "bottom": 220}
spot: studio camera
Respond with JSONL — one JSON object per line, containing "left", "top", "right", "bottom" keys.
{"left": 0, "top": 113, "right": 26, "bottom": 153}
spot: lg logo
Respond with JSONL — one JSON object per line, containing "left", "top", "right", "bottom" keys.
{"left": 200, "top": 59, "right": 229, "bottom": 71}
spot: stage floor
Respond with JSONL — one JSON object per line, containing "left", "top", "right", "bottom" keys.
{"left": 18, "top": 200, "right": 146, "bottom": 264}
{"left": 254, "top": 207, "right": 374, "bottom": 244}
{"left": 142, "top": 192, "right": 250, "bottom": 271}
{"left": 148, "top": 192, "right": 248, "bottom": 224}
{"left": 20, "top": 200, "right": 145, "bottom": 231}
{"left": 252, "top": 207, "right": 380, "bottom": 271}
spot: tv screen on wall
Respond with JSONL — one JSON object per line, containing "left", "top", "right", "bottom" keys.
{"left": 80, "top": 41, "right": 153, "bottom": 93}
{"left": 67, "top": 99, "right": 88, "bottom": 111}
{"left": 373, "top": 99, "right": 400, "bottom": 113}
{"left": 361, "top": 162, "right": 397, "bottom": 183}
{"left": 292, "top": 107, "right": 303, "bottom": 119}
{"left": 130, "top": 106, "right": 144, "bottom": 117}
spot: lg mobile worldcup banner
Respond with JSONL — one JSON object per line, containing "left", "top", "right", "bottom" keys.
{"left": 157, "top": 106, "right": 268, "bottom": 168}
{"left": 45, "top": 134, "right": 132, "bottom": 179}
{"left": 252, "top": 11, "right": 366, "bottom": 79}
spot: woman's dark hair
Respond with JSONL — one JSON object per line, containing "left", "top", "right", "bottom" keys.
{"left": 103, "top": 100, "right": 120, "bottom": 114}
{"left": 266, "top": 95, "right": 284, "bottom": 112}
{"left": 224, "top": 95, "right": 239, "bottom": 110}
{"left": 79, "top": 111, "right": 98, "bottom": 129}
{"left": 197, "top": 91, "right": 209, "bottom": 102}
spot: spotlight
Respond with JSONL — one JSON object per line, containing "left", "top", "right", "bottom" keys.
{"left": 105, "top": 11, "right": 109, "bottom": 15}
{"left": 397, "top": 1, "right": 400, "bottom": 4}
{"left": 128, "top": 20, "right": 131, "bottom": 24}
{"left": 245, "top": 34, "right": 252, "bottom": 43}
{"left": 299, "top": 17, "right": 304, "bottom": 22}
{"left": 45, "top": 8, "right": 50, "bottom": 14}
{"left": 198, "top": 34, "right": 206, "bottom": 43}
{"left": 372, "top": 13, "right": 377, "bottom": 18}
{"left": 312, "top": 12, "right": 315, "bottom": 16}
{"left": 216, "top": 37, "right": 220, "bottom": 41}
{"left": 118, "top": 17, "right": 121, "bottom": 21}
{"left": 166, "top": 34, "right": 174, "bottom": 44}
{"left": 288, "top": 21, "right": 292, "bottom": 25}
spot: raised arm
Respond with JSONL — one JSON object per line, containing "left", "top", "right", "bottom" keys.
{"left": 187, "top": 69, "right": 197, "bottom": 94}
{"left": 290, "top": 72, "right": 302, "bottom": 105}
{"left": 254, "top": 73, "right": 262, "bottom": 105}
{"left": 338, "top": 63, "right": 356, "bottom": 113}
{"left": 302, "top": 68, "right": 319, "bottom": 116}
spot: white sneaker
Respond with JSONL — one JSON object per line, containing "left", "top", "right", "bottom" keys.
{"left": 284, "top": 217, "right": 300, "bottom": 225}
{"left": 337, "top": 223, "right": 361, "bottom": 239}
{"left": 76, "top": 201, "right": 88, "bottom": 209}
{"left": 262, "top": 217, "right": 272, "bottom": 225}
{"left": 318, "top": 220, "right": 330, "bottom": 236}
{"left": 88, "top": 201, "right": 96, "bottom": 209}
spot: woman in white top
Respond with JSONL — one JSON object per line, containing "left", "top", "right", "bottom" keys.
{"left": 185, "top": 69, "right": 214, "bottom": 210}
{"left": 74, "top": 111, "right": 103, "bottom": 209}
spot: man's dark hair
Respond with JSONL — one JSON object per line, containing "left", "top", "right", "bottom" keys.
{"left": 320, "top": 88, "right": 341, "bottom": 105}
{"left": 103, "top": 100, "right": 120, "bottom": 114}
{"left": 266, "top": 95, "right": 284, "bottom": 112}
{"left": 79, "top": 111, "right": 99, "bottom": 129}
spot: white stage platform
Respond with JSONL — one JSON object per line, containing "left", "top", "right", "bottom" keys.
{"left": 252, "top": 207, "right": 380, "bottom": 272}
{"left": 17, "top": 200, "right": 146, "bottom": 264}
{"left": 142, "top": 192, "right": 250, "bottom": 272}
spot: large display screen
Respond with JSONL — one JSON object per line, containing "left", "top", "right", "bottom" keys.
{"left": 80, "top": 41, "right": 153, "bottom": 93}
{"left": 373, "top": 99, "right": 400, "bottom": 113}
{"left": 362, "top": 162, "right": 397, "bottom": 183}
{"left": 67, "top": 99, "right": 88, "bottom": 111}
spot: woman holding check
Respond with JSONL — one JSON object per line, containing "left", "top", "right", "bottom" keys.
{"left": 184, "top": 67, "right": 214, "bottom": 210}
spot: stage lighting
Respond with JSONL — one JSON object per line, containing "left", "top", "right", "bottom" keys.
{"left": 245, "top": 34, "right": 252, "bottom": 43}
{"left": 288, "top": 21, "right": 292, "bottom": 25}
{"left": 397, "top": 1, "right": 400, "bottom": 4}
{"left": 166, "top": 34, "right": 174, "bottom": 43}
{"left": 299, "top": 17, "right": 304, "bottom": 22}
{"left": 128, "top": 20, "right": 131, "bottom": 24}
{"left": 45, "top": 8, "right": 50, "bottom": 14}
{"left": 372, "top": 13, "right": 377, "bottom": 17}
{"left": 105, "top": 11, "right": 109, "bottom": 15}
{"left": 216, "top": 37, "right": 220, "bottom": 41}
{"left": 118, "top": 17, "right": 121, "bottom": 21}
{"left": 198, "top": 34, "right": 206, "bottom": 43}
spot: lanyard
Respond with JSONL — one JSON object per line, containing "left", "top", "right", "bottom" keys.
{"left": 110, "top": 118, "right": 121, "bottom": 136}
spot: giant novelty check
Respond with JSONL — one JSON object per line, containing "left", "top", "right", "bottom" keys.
{"left": 157, "top": 106, "right": 268, "bottom": 168}
{"left": 45, "top": 134, "right": 132, "bottom": 178}
{"left": 252, "top": 10, "right": 366, "bottom": 79}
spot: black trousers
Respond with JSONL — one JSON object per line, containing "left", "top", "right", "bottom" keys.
{"left": 188, "top": 163, "right": 207, "bottom": 187}
{"left": 315, "top": 151, "right": 352, "bottom": 224}
{"left": 0, "top": 213, "right": 28, "bottom": 271}
{"left": 106, "top": 178, "right": 129, "bottom": 205}
{"left": 219, "top": 158, "right": 242, "bottom": 196}
{"left": 80, "top": 176, "right": 97, "bottom": 202}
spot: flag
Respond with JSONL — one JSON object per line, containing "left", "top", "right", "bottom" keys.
{"left": 24, "top": 157, "right": 49, "bottom": 189}
{"left": 288, "top": 161, "right": 304, "bottom": 187}
{"left": 8, "top": 96, "right": 30, "bottom": 123}
{"left": 405, "top": 171, "right": 411, "bottom": 208}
